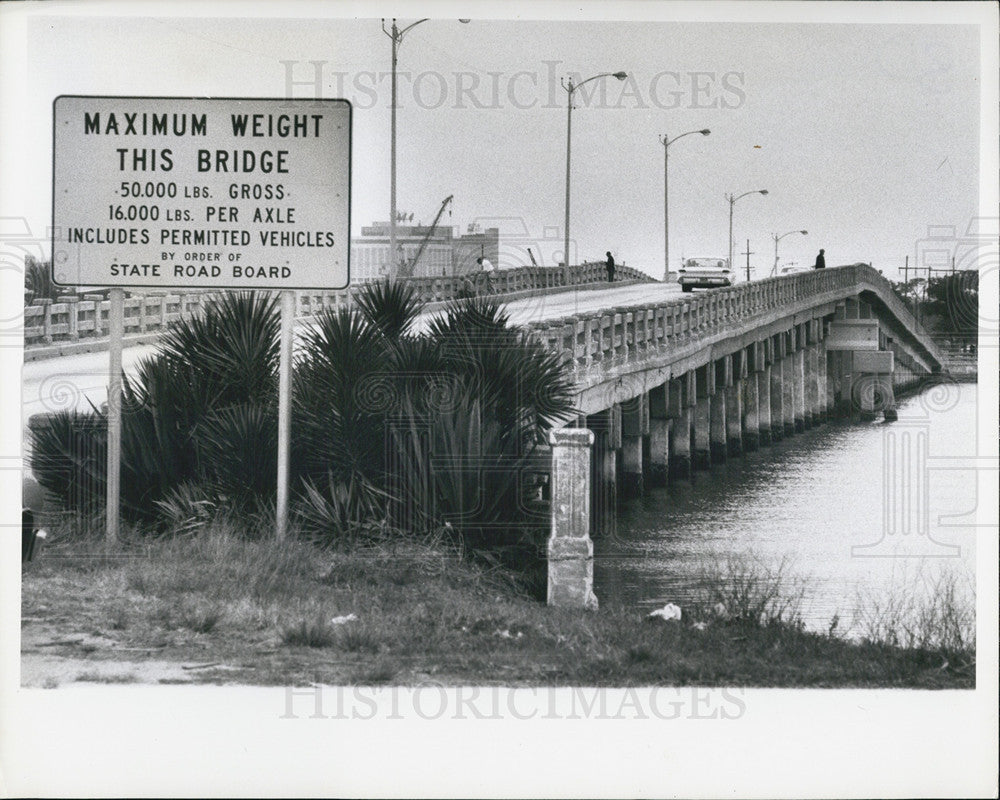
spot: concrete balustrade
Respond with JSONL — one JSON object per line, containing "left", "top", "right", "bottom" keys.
{"left": 24, "top": 262, "right": 655, "bottom": 351}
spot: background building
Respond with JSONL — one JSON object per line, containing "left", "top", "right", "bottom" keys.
{"left": 350, "top": 219, "right": 499, "bottom": 282}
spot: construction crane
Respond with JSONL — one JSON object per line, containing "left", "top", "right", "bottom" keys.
{"left": 397, "top": 195, "right": 453, "bottom": 278}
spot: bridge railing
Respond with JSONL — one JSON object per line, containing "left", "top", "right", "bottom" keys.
{"left": 523, "top": 264, "right": 942, "bottom": 375}
{"left": 23, "top": 262, "right": 655, "bottom": 349}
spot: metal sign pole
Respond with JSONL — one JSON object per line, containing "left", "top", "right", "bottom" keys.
{"left": 276, "top": 290, "right": 295, "bottom": 541}
{"left": 106, "top": 287, "right": 124, "bottom": 542}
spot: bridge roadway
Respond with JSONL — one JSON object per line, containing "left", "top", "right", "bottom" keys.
{"left": 21, "top": 281, "right": 681, "bottom": 437}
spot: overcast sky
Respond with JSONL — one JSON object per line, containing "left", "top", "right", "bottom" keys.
{"left": 0, "top": 2, "right": 993, "bottom": 282}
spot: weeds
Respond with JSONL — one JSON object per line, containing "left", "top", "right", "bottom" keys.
{"left": 75, "top": 670, "right": 139, "bottom": 684}
{"left": 692, "top": 551, "right": 810, "bottom": 629}
{"left": 280, "top": 616, "right": 336, "bottom": 648}
{"left": 853, "top": 566, "right": 975, "bottom": 658}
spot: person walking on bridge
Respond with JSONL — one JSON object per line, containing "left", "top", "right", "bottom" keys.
{"left": 606, "top": 251, "right": 616, "bottom": 283}
{"left": 476, "top": 256, "right": 495, "bottom": 295}
{"left": 813, "top": 249, "right": 826, "bottom": 269}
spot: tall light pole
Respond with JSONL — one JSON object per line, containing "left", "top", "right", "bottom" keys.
{"left": 660, "top": 129, "right": 710, "bottom": 282}
{"left": 727, "top": 189, "right": 768, "bottom": 275}
{"left": 382, "top": 18, "right": 468, "bottom": 279}
{"left": 771, "top": 229, "right": 808, "bottom": 276}
{"left": 562, "top": 70, "right": 628, "bottom": 285}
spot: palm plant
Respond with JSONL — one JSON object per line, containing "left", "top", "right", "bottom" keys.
{"left": 292, "top": 284, "right": 576, "bottom": 557}
{"left": 31, "top": 291, "right": 281, "bottom": 525}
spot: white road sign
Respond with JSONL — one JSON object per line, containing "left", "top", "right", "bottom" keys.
{"left": 52, "top": 96, "right": 351, "bottom": 289}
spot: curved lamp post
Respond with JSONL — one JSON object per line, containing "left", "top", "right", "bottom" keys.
{"left": 772, "top": 229, "right": 809, "bottom": 276}
{"left": 659, "top": 128, "right": 710, "bottom": 281}
{"left": 382, "top": 18, "right": 468, "bottom": 278}
{"left": 726, "top": 189, "right": 768, "bottom": 276}
{"left": 561, "top": 71, "right": 628, "bottom": 285}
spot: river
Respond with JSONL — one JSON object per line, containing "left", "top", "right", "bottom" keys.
{"left": 594, "top": 381, "right": 980, "bottom": 638}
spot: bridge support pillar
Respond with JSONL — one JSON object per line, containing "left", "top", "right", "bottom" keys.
{"left": 648, "top": 384, "right": 670, "bottom": 486}
{"left": 649, "top": 418, "right": 670, "bottom": 486}
{"left": 883, "top": 383, "right": 898, "bottom": 422}
{"left": 825, "top": 348, "right": 835, "bottom": 417}
{"left": 693, "top": 366, "right": 712, "bottom": 471}
{"left": 621, "top": 435, "right": 643, "bottom": 496}
{"left": 621, "top": 394, "right": 648, "bottom": 496}
{"left": 710, "top": 390, "right": 727, "bottom": 464}
{"left": 587, "top": 410, "right": 618, "bottom": 538}
{"left": 806, "top": 344, "right": 822, "bottom": 426}
{"left": 667, "top": 377, "right": 692, "bottom": 482}
{"left": 769, "top": 354, "right": 784, "bottom": 442}
{"left": 725, "top": 354, "right": 743, "bottom": 457}
{"left": 794, "top": 346, "right": 807, "bottom": 432}
{"left": 757, "top": 365, "right": 772, "bottom": 446}
{"left": 743, "top": 370, "right": 760, "bottom": 451}
{"left": 781, "top": 344, "right": 796, "bottom": 438}
{"left": 547, "top": 428, "right": 598, "bottom": 610}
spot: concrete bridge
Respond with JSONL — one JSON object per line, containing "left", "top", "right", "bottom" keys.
{"left": 535, "top": 264, "right": 947, "bottom": 609}
{"left": 21, "top": 261, "right": 952, "bottom": 612}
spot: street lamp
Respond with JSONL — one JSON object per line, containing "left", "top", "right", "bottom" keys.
{"left": 561, "top": 71, "right": 628, "bottom": 285}
{"left": 771, "top": 229, "right": 808, "bottom": 276}
{"left": 659, "top": 128, "right": 710, "bottom": 281}
{"left": 382, "top": 18, "right": 468, "bottom": 278}
{"left": 726, "top": 189, "right": 768, "bottom": 277}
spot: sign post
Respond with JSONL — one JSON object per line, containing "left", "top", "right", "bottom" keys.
{"left": 106, "top": 287, "right": 124, "bottom": 542}
{"left": 276, "top": 290, "right": 295, "bottom": 541}
{"left": 53, "top": 96, "right": 351, "bottom": 539}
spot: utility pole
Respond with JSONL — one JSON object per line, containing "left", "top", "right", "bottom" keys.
{"left": 741, "top": 240, "right": 753, "bottom": 283}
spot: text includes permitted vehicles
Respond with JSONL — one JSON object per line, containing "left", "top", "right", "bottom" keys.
{"left": 678, "top": 257, "right": 732, "bottom": 292}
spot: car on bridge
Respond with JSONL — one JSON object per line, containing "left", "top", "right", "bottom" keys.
{"left": 678, "top": 257, "right": 732, "bottom": 292}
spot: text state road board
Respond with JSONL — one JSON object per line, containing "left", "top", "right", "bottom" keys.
{"left": 52, "top": 96, "right": 351, "bottom": 289}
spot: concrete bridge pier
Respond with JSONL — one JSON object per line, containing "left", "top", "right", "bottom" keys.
{"left": 693, "top": 365, "right": 712, "bottom": 470}
{"left": 769, "top": 338, "right": 785, "bottom": 442}
{"left": 743, "top": 346, "right": 761, "bottom": 452}
{"left": 756, "top": 339, "right": 773, "bottom": 446}
{"left": 547, "top": 428, "right": 598, "bottom": 610}
{"left": 725, "top": 352, "right": 744, "bottom": 457}
{"left": 882, "top": 382, "right": 898, "bottom": 422}
{"left": 780, "top": 336, "right": 797, "bottom": 438}
{"left": 587, "top": 407, "right": 619, "bottom": 538}
{"left": 667, "top": 376, "right": 692, "bottom": 482}
{"left": 620, "top": 393, "right": 648, "bottom": 497}
{"left": 805, "top": 344, "right": 820, "bottom": 427}
{"left": 825, "top": 347, "right": 836, "bottom": 418}
{"left": 709, "top": 359, "right": 728, "bottom": 464}
{"left": 647, "top": 384, "right": 670, "bottom": 487}
{"left": 793, "top": 344, "right": 807, "bottom": 433}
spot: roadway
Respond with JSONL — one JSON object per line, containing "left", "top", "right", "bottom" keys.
{"left": 21, "top": 281, "right": 683, "bottom": 437}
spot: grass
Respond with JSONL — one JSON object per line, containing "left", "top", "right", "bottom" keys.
{"left": 20, "top": 518, "right": 975, "bottom": 688}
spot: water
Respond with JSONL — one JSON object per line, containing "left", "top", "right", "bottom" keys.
{"left": 594, "top": 382, "right": 980, "bottom": 636}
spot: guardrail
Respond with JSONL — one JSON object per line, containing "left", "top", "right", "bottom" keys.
{"left": 522, "top": 264, "right": 945, "bottom": 377}
{"left": 23, "top": 262, "right": 654, "bottom": 349}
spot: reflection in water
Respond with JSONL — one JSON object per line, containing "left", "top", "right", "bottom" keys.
{"left": 594, "top": 383, "right": 979, "bottom": 636}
